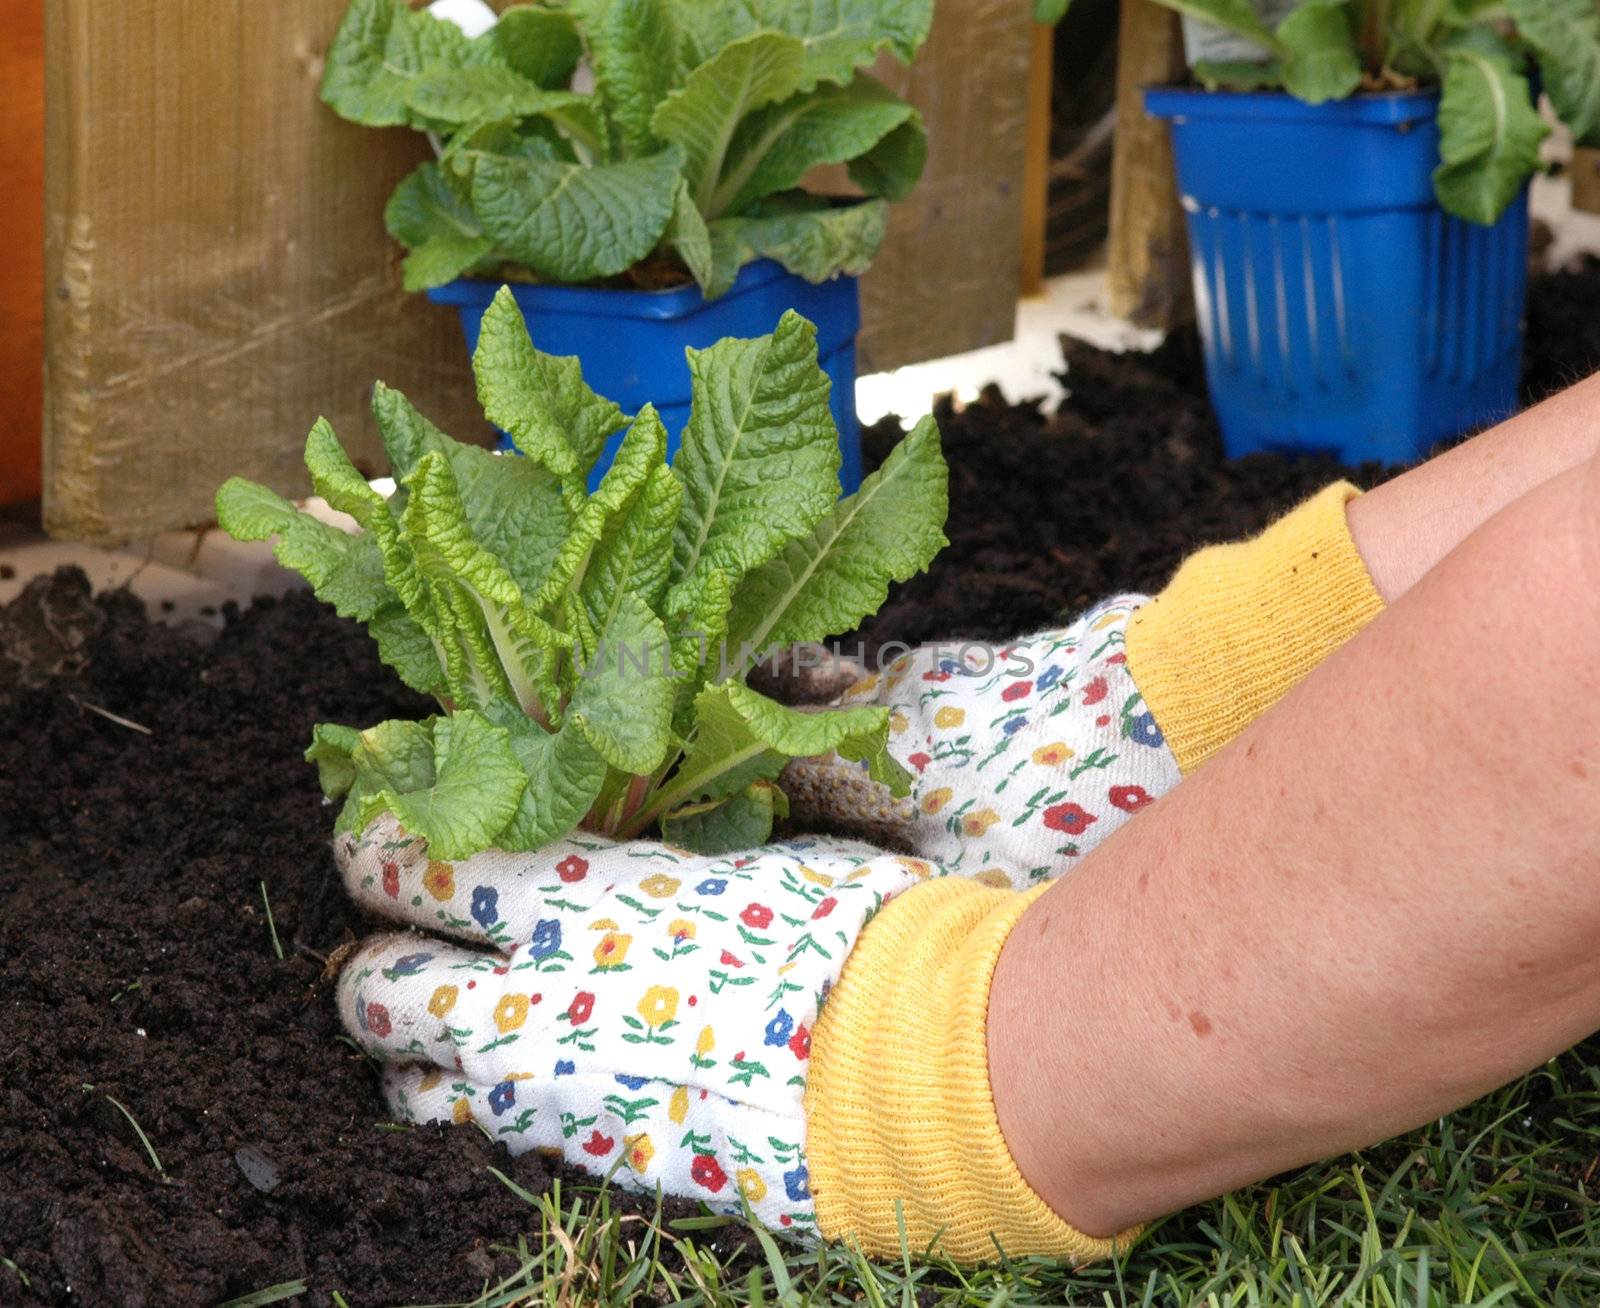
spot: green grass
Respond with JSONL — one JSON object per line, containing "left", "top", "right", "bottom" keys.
{"left": 397, "top": 1039, "right": 1600, "bottom": 1308}
{"left": 224, "top": 1039, "right": 1600, "bottom": 1307}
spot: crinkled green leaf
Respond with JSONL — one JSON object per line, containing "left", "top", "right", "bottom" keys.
{"left": 704, "top": 193, "right": 885, "bottom": 298}
{"left": 371, "top": 382, "right": 572, "bottom": 595}
{"left": 675, "top": 0, "right": 934, "bottom": 93}
{"left": 717, "top": 73, "right": 919, "bottom": 214}
{"left": 534, "top": 404, "right": 668, "bottom": 615}
{"left": 583, "top": 0, "right": 687, "bottom": 158}
{"left": 1275, "top": 2, "right": 1360, "bottom": 104}
{"left": 472, "top": 285, "right": 629, "bottom": 481}
{"left": 582, "top": 460, "right": 682, "bottom": 638}
{"left": 403, "top": 450, "right": 568, "bottom": 718}
{"left": 1143, "top": 0, "right": 1282, "bottom": 54}
{"left": 470, "top": 146, "right": 685, "bottom": 282}
{"left": 667, "top": 566, "right": 734, "bottom": 737}
{"left": 369, "top": 605, "right": 448, "bottom": 697}
{"left": 660, "top": 177, "right": 714, "bottom": 291}
{"left": 364, "top": 711, "right": 527, "bottom": 859}
{"left": 320, "top": 0, "right": 498, "bottom": 128}
{"left": 405, "top": 65, "right": 590, "bottom": 127}
{"left": 491, "top": 5, "right": 584, "bottom": 89}
{"left": 845, "top": 111, "right": 926, "bottom": 203}
{"left": 1433, "top": 42, "right": 1547, "bottom": 224}
{"left": 668, "top": 310, "right": 838, "bottom": 612}
{"left": 651, "top": 32, "right": 805, "bottom": 207}
{"left": 306, "top": 722, "right": 363, "bottom": 800}
{"left": 1504, "top": 0, "right": 1600, "bottom": 142}
{"left": 384, "top": 162, "right": 497, "bottom": 290}
{"left": 567, "top": 590, "right": 674, "bottom": 773}
{"left": 214, "top": 478, "right": 393, "bottom": 622}
{"left": 640, "top": 679, "right": 906, "bottom": 839}
{"left": 661, "top": 780, "right": 786, "bottom": 853}
{"left": 491, "top": 712, "right": 609, "bottom": 850}
{"left": 725, "top": 413, "right": 946, "bottom": 662}
{"left": 343, "top": 718, "right": 439, "bottom": 836}
{"left": 1035, "top": 0, "right": 1071, "bottom": 22}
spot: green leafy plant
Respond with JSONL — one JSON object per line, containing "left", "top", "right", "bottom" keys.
{"left": 1148, "top": 0, "right": 1598, "bottom": 226}
{"left": 321, "top": 0, "right": 932, "bottom": 299}
{"left": 216, "top": 292, "right": 946, "bottom": 858}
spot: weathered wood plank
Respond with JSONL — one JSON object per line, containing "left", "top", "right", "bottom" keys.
{"left": 1106, "top": 0, "right": 1192, "bottom": 329}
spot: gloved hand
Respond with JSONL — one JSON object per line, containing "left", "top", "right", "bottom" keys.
{"left": 784, "top": 481, "right": 1391, "bottom": 886}
{"left": 783, "top": 595, "right": 1181, "bottom": 888}
{"left": 335, "top": 814, "right": 1116, "bottom": 1262}
{"left": 337, "top": 814, "right": 931, "bottom": 1236}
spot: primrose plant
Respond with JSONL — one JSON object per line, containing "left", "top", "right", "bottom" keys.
{"left": 321, "top": 0, "right": 932, "bottom": 298}
{"left": 216, "top": 292, "right": 947, "bottom": 859}
{"left": 1153, "top": 0, "right": 1600, "bottom": 224}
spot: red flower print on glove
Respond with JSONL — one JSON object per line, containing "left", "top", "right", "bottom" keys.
{"left": 691, "top": 1154, "right": 729, "bottom": 1192}
{"left": 1109, "top": 785, "right": 1154, "bottom": 813}
{"left": 741, "top": 903, "right": 774, "bottom": 929}
{"left": 1043, "top": 802, "right": 1098, "bottom": 835}
{"left": 582, "top": 1129, "right": 615, "bottom": 1156}
{"left": 811, "top": 897, "right": 836, "bottom": 919}
{"left": 567, "top": 991, "right": 595, "bottom": 1024}
{"left": 1082, "top": 675, "right": 1109, "bottom": 706}
{"left": 1001, "top": 680, "right": 1032, "bottom": 702}
{"left": 381, "top": 862, "right": 400, "bottom": 899}
{"left": 364, "top": 1001, "right": 391, "bottom": 1038}
{"left": 789, "top": 1023, "right": 811, "bottom": 1059}
{"left": 556, "top": 854, "right": 589, "bottom": 883}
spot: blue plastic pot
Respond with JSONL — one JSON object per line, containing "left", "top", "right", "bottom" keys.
{"left": 428, "top": 259, "right": 863, "bottom": 492}
{"left": 1145, "top": 88, "right": 1528, "bottom": 464}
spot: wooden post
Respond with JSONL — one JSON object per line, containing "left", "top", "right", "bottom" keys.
{"left": 1571, "top": 147, "right": 1600, "bottom": 216}
{"left": 43, "top": 0, "right": 486, "bottom": 545}
{"left": 1106, "top": 0, "right": 1192, "bottom": 329}
{"left": 854, "top": 0, "right": 1034, "bottom": 372}
{"left": 1019, "top": 23, "right": 1055, "bottom": 298}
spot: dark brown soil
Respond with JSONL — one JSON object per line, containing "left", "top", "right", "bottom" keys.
{"left": 850, "top": 329, "right": 1388, "bottom": 657}
{"left": 4, "top": 263, "right": 1596, "bottom": 1306}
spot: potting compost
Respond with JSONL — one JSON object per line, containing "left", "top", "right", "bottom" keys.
{"left": 3, "top": 259, "right": 1597, "bottom": 1305}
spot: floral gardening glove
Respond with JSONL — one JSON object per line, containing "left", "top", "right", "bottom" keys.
{"left": 335, "top": 814, "right": 936, "bottom": 1235}
{"left": 783, "top": 595, "right": 1181, "bottom": 888}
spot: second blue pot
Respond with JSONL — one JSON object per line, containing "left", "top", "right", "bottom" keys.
{"left": 429, "top": 260, "right": 863, "bottom": 493}
{"left": 1145, "top": 88, "right": 1528, "bottom": 465}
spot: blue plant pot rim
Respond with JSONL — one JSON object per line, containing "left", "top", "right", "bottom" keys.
{"left": 425, "top": 257, "right": 804, "bottom": 322}
{"left": 1145, "top": 85, "right": 1440, "bottom": 126}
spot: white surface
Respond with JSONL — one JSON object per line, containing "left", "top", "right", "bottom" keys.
{"left": 855, "top": 265, "right": 1160, "bottom": 425}
{"left": 427, "top": 0, "right": 498, "bottom": 38}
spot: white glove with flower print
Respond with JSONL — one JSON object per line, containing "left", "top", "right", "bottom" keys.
{"left": 784, "top": 595, "right": 1180, "bottom": 887}
{"left": 335, "top": 814, "right": 933, "bottom": 1234}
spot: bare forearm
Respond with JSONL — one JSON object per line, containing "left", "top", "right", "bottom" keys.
{"left": 1348, "top": 370, "right": 1600, "bottom": 601}
{"left": 991, "top": 454, "right": 1600, "bottom": 1237}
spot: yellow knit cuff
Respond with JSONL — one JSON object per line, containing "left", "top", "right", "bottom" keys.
{"left": 1125, "top": 481, "right": 1384, "bottom": 775}
{"left": 805, "top": 878, "right": 1135, "bottom": 1263}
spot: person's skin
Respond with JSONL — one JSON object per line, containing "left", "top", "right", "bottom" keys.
{"left": 1346, "top": 371, "right": 1600, "bottom": 601}
{"left": 988, "top": 448, "right": 1600, "bottom": 1238}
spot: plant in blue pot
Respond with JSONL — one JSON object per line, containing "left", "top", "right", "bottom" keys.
{"left": 1138, "top": 0, "right": 1599, "bottom": 464}
{"left": 320, "top": 0, "right": 933, "bottom": 491}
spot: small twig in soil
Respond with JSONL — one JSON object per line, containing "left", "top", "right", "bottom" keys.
{"left": 69, "top": 695, "right": 152, "bottom": 735}
{"left": 103, "top": 1094, "right": 166, "bottom": 1180}
{"left": 259, "top": 881, "right": 284, "bottom": 960}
